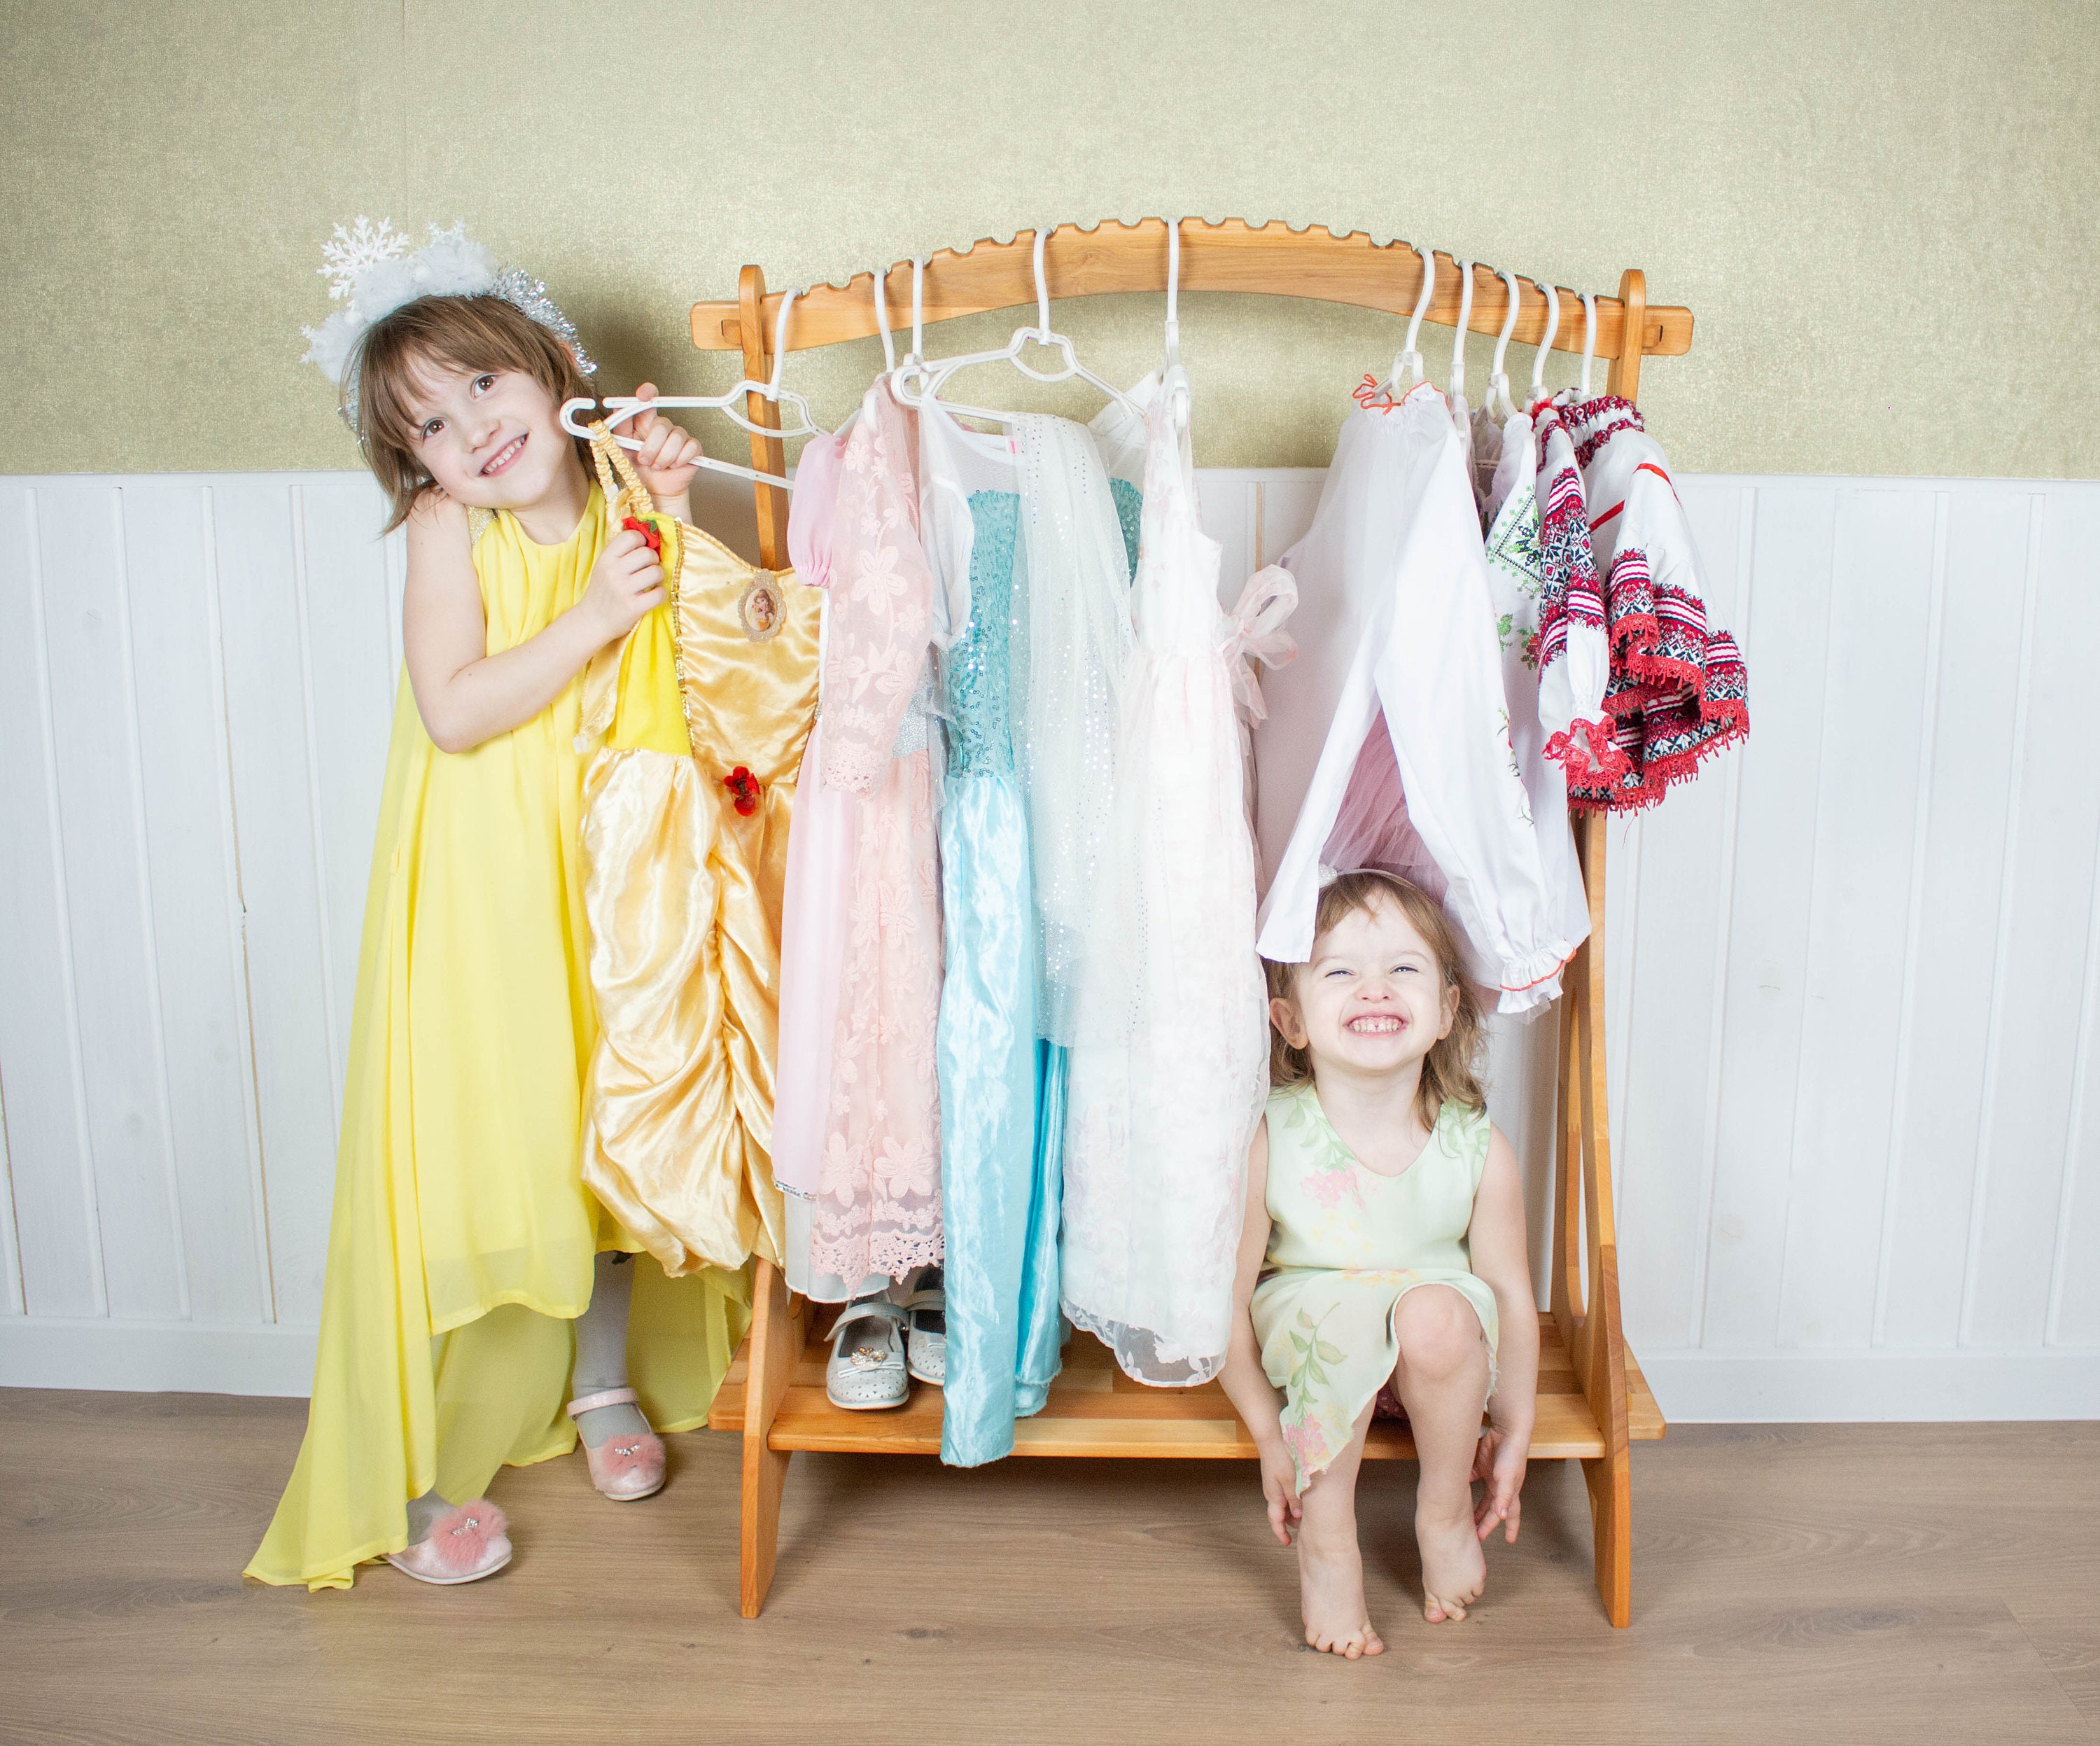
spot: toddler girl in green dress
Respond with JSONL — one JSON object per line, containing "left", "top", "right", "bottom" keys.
{"left": 1219, "top": 871, "right": 1539, "bottom": 1656}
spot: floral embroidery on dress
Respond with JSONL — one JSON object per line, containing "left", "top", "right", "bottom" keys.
{"left": 808, "top": 382, "right": 945, "bottom": 1284}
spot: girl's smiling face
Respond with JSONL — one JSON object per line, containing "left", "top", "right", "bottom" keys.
{"left": 400, "top": 363, "right": 569, "bottom": 510}
{"left": 1271, "top": 893, "right": 1460, "bottom": 1080}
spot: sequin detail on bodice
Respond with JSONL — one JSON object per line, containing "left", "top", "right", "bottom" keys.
{"left": 945, "top": 491, "right": 1021, "bottom": 777}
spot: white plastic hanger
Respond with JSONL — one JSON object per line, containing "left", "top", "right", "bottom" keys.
{"left": 1447, "top": 258, "right": 1475, "bottom": 405}
{"left": 874, "top": 260, "right": 897, "bottom": 376}
{"left": 897, "top": 225, "right": 1144, "bottom": 424}
{"left": 1485, "top": 267, "right": 1522, "bottom": 421}
{"left": 558, "top": 285, "right": 816, "bottom": 491}
{"left": 1576, "top": 292, "right": 1599, "bottom": 399}
{"left": 1378, "top": 243, "right": 1436, "bottom": 400}
{"left": 1162, "top": 217, "right": 1190, "bottom": 431}
{"left": 1527, "top": 282, "right": 1562, "bottom": 412}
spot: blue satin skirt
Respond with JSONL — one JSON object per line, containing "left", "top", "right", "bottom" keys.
{"left": 937, "top": 774, "right": 1065, "bottom": 1464}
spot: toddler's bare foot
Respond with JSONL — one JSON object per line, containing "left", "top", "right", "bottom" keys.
{"left": 1416, "top": 1493, "right": 1487, "bottom": 1623}
{"left": 1297, "top": 1521, "right": 1386, "bottom": 1658}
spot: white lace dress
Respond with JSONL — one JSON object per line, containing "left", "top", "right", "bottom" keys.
{"left": 1060, "top": 392, "right": 1278, "bottom": 1385}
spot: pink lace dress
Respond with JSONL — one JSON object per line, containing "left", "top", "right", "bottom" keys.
{"left": 804, "top": 383, "right": 946, "bottom": 1291}
{"left": 773, "top": 428, "right": 858, "bottom": 1238}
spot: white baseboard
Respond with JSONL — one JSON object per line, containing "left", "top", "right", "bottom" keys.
{"left": 4, "top": 1318, "right": 2099, "bottom": 1423}
{"left": 1639, "top": 1348, "right": 2100, "bottom": 1423}
{"left": 0, "top": 1317, "right": 318, "bottom": 1397}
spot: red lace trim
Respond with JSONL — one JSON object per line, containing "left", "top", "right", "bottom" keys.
{"left": 1544, "top": 716, "right": 1636, "bottom": 787}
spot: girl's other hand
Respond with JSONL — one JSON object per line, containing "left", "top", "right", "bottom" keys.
{"left": 1469, "top": 1425, "right": 1527, "bottom": 1544}
{"left": 627, "top": 383, "right": 704, "bottom": 501}
{"left": 1259, "top": 1444, "right": 1302, "bottom": 1546}
{"left": 579, "top": 525, "right": 666, "bottom": 647}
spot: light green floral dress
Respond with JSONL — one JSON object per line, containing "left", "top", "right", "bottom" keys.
{"left": 1252, "top": 1082, "right": 1499, "bottom": 1489}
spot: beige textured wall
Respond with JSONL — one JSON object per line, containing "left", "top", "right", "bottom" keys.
{"left": 4, "top": 0, "right": 2095, "bottom": 480}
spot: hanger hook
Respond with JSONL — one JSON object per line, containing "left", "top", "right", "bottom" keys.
{"left": 909, "top": 256, "right": 926, "bottom": 364}
{"left": 1163, "top": 216, "right": 1182, "bottom": 369}
{"left": 874, "top": 265, "right": 896, "bottom": 375}
{"left": 1449, "top": 259, "right": 1473, "bottom": 400}
{"left": 766, "top": 286, "right": 802, "bottom": 397}
{"left": 1578, "top": 291, "right": 1597, "bottom": 399}
{"left": 1033, "top": 225, "right": 1054, "bottom": 335}
{"left": 1488, "top": 267, "right": 1521, "bottom": 417}
{"left": 1530, "top": 282, "right": 1561, "bottom": 403}
{"left": 1392, "top": 243, "right": 1435, "bottom": 390}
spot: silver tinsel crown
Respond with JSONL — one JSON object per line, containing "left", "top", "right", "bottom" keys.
{"left": 300, "top": 218, "right": 596, "bottom": 431}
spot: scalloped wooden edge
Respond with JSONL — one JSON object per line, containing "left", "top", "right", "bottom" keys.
{"left": 690, "top": 217, "right": 1693, "bottom": 361}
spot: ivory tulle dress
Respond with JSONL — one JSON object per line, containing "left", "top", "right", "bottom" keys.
{"left": 1059, "top": 389, "right": 1280, "bottom": 1386}
{"left": 1252, "top": 1084, "right": 1499, "bottom": 1490}
{"left": 574, "top": 434, "right": 820, "bottom": 1277}
{"left": 248, "top": 484, "right": 749, "bottom": 1591}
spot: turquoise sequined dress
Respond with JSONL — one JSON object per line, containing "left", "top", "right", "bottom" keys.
{"left": 934, "top": 465, "right": 1142, "bottom": 1467}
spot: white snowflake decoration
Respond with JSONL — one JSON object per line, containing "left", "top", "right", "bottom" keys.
{"left": 318, "top": 216, "right": 408, "bottom": 302}
{"left": 302, "top": 216, "right": 594, "bottom": 431}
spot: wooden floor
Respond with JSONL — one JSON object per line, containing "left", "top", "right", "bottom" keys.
{"left": 1, "top": 1391, "right": 2094, "bottom": 1745}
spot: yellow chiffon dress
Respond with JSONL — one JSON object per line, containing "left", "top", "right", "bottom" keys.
{"left": 247, "top": 481, "right": 750, "bottom": 1591}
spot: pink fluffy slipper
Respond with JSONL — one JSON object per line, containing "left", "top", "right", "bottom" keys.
{"left": 384, "top": 1501, "right": 512, "bottom": 1586}
{"left": 567, "top": 1388, "right": 667, "bottom": 1502}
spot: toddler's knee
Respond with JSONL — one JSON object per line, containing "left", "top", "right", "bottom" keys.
{"left": 1395, "top": 1289, "right": 1481, "bottom": 1377}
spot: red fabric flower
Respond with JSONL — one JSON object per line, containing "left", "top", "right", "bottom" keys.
{"left": 722, "top": 765, "right": 761, "bottom": 817}
{"left": 621, "top": 515, "right": 662, "bottom": 554}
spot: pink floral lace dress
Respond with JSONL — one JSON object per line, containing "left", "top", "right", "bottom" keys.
{"left": 803, "top": 382, "right": 946, "bottom": 1291}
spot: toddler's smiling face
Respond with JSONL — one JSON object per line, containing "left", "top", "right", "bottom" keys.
{"left": 1272, "top": 893, "right": 1459, "bottom": 1081}
{"left": 400, "top": 363, "right": 570, "bottom": 512}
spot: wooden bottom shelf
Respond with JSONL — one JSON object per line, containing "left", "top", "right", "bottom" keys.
{"left": 710, "top": 1310, "right": 1664, "bottom": 1460}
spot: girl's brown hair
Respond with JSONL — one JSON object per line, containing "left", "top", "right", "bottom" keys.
{"left": 1264, "top": 869, "right": 1485, "bottom": 1123}
{"left": 349, "top": 295, "right": 594, "bottom": 532}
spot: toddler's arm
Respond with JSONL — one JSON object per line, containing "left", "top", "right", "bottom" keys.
{"left": 1466, "top": 1123, "right": 1538, "bottom": 1544}
{"left": 402, "top": 491, "right": 664, "bottom": 754}
{"left": 1217, "top": 1119, "right": 1300, "bottom": 1545}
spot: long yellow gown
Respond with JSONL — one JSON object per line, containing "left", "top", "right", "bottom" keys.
{"left": 247, "top": 484, "right": 750, "bottom": 1591}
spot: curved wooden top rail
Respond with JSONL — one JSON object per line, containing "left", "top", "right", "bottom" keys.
{"left": 690, "top": 218, "right": 1693, "bottom": 362}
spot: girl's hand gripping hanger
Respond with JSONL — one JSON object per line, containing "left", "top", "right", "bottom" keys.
{"left": 897, "top": 225, "right": 1145, "bottom": 424}
{"left": 557, "top": 287, "right": 815, "bottom": 492}
{"left": 1526, "top": 282, "right": 1562, "bottom": 415}
{"left": 1355, "top": 243, "right": 1436, "bottom": 411}
{"left": 1485, "top": 267, "right": 1523, "bottom": 421}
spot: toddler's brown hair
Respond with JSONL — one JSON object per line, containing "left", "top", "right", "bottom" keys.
{"left": 1265, "top": 869, "right": 1485, "bottom": 1124}
{"left": 348, "top": 295, "right": 594, "bottom": 531}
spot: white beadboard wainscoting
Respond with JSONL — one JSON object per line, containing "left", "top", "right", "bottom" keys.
{"left": 1, "top": 466, "right": 2097, "bottom": 1423}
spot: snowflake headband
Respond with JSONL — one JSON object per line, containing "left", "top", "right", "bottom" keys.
{"left": 301, "top": 217, "right": 596, "bottom": 432}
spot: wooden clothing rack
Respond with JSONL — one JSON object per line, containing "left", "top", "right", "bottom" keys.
{"left": 693, "top": 218, "right": 1680, "bottom": 1626}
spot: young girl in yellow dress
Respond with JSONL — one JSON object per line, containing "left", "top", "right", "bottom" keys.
{"left": 247, "top": 226, "right": 752, "bottom": 1589}
{"left": 1218, "top": 870, "right": 1541, "bottom": 1655}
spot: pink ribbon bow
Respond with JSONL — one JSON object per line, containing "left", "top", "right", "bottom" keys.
{"left": 1222, "top": 564, "right": 1298, "bottom": 725}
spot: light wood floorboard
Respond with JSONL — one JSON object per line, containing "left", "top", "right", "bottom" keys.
{"left": 0, "top": 1391, "right": 2094, "bottom": 1744}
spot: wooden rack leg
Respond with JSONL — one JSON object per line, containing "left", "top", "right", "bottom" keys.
{"left": 1564, "top": 812, "right": 1634, "bottom": 1626}
{"left": 739, "top": 1256, "right": 800, "bottom": 1619}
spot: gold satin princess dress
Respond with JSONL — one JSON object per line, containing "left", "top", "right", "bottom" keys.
{"left": 578, "top": 431, "right": 820, "bottom": 1276}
